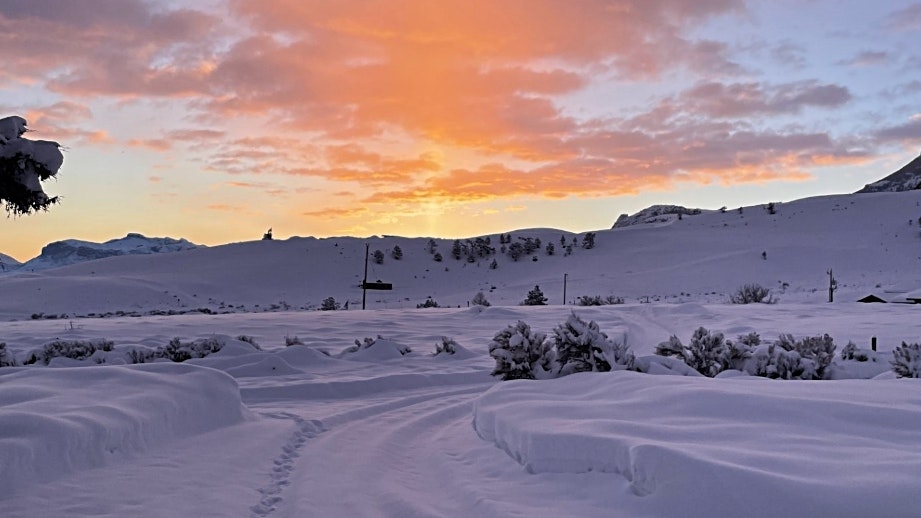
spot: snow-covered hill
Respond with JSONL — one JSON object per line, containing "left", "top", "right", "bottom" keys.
{"left": 7, "top": 233, "right": 200, "bottom": 274}
{"left": 2, "top": 190, "right": 921, "bottom": 320}
{"left": 0, "top": 252, "right": 19, "bottom": 272}
{"left": 856, "top": 152, "right": 921, "bottom": 193}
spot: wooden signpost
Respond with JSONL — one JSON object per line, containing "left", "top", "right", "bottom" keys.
{"left": 361, "top": 244, "right": 393, "bottom": 309}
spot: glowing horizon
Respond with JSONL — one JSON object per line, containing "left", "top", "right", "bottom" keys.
{"left": 2, "top": 0, "right": 920, "bottom": 261}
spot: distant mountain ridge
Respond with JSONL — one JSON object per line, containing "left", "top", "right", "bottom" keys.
{"left": 856, "top": 153, "right": 921, "bottom": 193}
{"left": 6, "top": 233, "right": 200, "bottom": 274}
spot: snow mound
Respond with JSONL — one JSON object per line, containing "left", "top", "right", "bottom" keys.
{"left": 473, "top": 371, "right": 921, "bottom": 516}
{"left": 338, "top": 337, "right": 412, "bottom": 361}
{"left": 224, "top": 355, "right": 303, "bottom": 377}
{"left": 0, "top": 363, "right": 250, "bottom": 494}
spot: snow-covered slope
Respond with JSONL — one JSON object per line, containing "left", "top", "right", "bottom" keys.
{"left": 856, "top": 152, "right": 921, "bottom": 193}
{"left": 2, "top": 190, "right": 921, "bottom": 320}
{"left": 0, "top": 252, "right": 19, "bottom": 271}
{"left": 611, "top": 204, "right": 703, "bottom": 228}
{"left": 9, "top": 233, "right": 200, "bottom": 274}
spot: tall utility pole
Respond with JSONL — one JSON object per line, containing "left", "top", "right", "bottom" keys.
{"left": 362, "top": 243, "right": 369, "bottom": 310}
{"left": 827, "top": 268, "right": 837, "bottom": 303}
{"left": 563, "top": 273, "right": 568, "bottom": 305}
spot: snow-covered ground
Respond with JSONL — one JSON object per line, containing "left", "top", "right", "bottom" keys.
{"left": 2, "top": 190, "right": 921, "bottom": 517}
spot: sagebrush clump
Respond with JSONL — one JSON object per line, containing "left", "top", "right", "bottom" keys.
{"left": 729, "top": 283, "right": 775, "bottom": 304}
{"left": 891, "top": 341, "right": 921, "bottom": 378}
{"left": 128, "top": 337, "right": 225, "bottom": 363}
{"left": 23, "top": 339, "right": 115, "bottom": 365}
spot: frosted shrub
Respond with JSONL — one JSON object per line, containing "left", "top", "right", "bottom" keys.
{"left": 488, "top": 320, "right": 552, "bottom": 380}
{"left": 23, "top": 339, "right": 114, "bottom": 365}
{"left": 685, "top": 327, "right": 728, "bottom": 377}
{"left": 553, "top": 313, "right": 633, "bottom": 376}
{"left": 434, "top": 336, "right": 458, "bottom": 355}
{"left": 891, "top": 342, "right": 921, "bottom": 378}
{"left": 522, "top": 285, "right": 547, "bottom": 306}
{"left": 657, "top": 330, "right": 758, "bottom": 376}
{"left": 840, "top": 341, "right": 871, "bottom": 361}
{"left": 0, "top": 342, "right": 17, "bottom": 367}
{"left": 743, "top": 334, "right": 835, "bottom": 380}
{"left": 729, "top": 283, "right": 775, "bottom": 304}
{"left": 655, "top": 328, "right": 729, "bottom": 377}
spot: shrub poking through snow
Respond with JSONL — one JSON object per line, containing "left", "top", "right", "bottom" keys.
{"left": 0, "top": 342, "right": 17, "bottom": 367}
{"left": 320, "top": 297, "right": 340, "bottom": 311}
{"left": 553, "top": 313, "right": 633, "bottom": 376}
{"left": 23, "top": 339, "right": 115, "bottom": 365}
{"left": 417, "top": 297, "right": 439, "bottom": 308}
{"left": 729, "top": 283, "right": 775, "bottom": 304}
{"left": 125, "top": 337, "right": 224, "bottom": 363}
{"left": 576, "top": 295, "right": 625, "bottom": 306}
{"left": 285, "top": 335, "right": 304, "bottom": 346}
{"left": 488, "top": 320, "right": 551, "bottom": 380}
{"left": 236, "top": 335, "right": 261, "bottom": 350}
{"left": 472, "top": 291, "right": 491, "bottom": 307}
{"left": 345, "top": 335, "right": 411, "bottom": 355}
{"left": 434, "top": 336, "right": 458, "bottom": 355}
{"left": 891, "top": 341, "right": 921, "bottom": 378}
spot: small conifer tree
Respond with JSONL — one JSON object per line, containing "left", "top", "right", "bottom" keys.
{"left": 522, "top": 285, "right": 547, "bottom": 305}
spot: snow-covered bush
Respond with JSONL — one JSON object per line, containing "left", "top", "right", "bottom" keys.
{"left": 729, "top": 283, "right": 775, "bottom": 304}
{"left": 891, "top": 341, "right": 921, "bottom": 378}
{"left": 434, "top": 336, "right": 458, "bottom": 355}
{"left": 553, "top": 313, "right": 633, "bottom": 376}
{"left": 488, "top": 320, "right": 552, "bottom": 380}
{"left": 0, "top": 115, "right": 64, "bottom": 215}
{"left": 417, "top": 297, "right": 439, "bottom": 308}
{"left": 23, "top": 339, "right": 115, "bottom": 365}
{"left": 685, "top": 327, "right": 729, "bottom": 377}
{"left": 0, "top": 342, "right": 17, "bottom": 367}
{"left": 522, "top": 285, "right": 547, "bottom": 306}
{"left": 127, "top": 337, "right": 226, "bottom": 363}
{"left": 320, "top": 297, "right": 340, "bottom": 311}
{"left": 160, "top": 337, "right": 224, "bottom": 362}
{"left": 744, "top": 334, "right": 836, "bottom": 380}
{"left": 472, "top": 291, "right": 491, "bottom": 306}
{"left": 840, "top": 341, "right": 872, "bottom": 362}
{"left": 656, "top": 329, "right": 757, "bottom": 377}
{"left": 655, "top": 328, "right": 728, "bottom": 377}
{"left": 576, "top": 295, "right": 625, "bottom": 306}
{"left": 285, "top": 335, "right": 304, "bottom": 346}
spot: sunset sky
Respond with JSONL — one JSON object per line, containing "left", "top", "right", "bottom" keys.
{"left": 2, "top": 0, "right": 921, "bottom": 261}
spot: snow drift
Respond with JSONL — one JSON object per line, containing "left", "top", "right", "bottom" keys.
{"left": 473, "top": 371, "right": 921, "bottom": 517}
{"left": 0, "top": 362, "right": 250, "bottom": 494}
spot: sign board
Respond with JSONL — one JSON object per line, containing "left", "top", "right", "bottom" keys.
{"left": 362, "top": 282, "right": 393, "bottom": 290}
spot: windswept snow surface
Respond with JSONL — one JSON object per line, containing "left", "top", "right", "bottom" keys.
{"left": 1, "top": 303, "right": 920, "bottom": 517}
